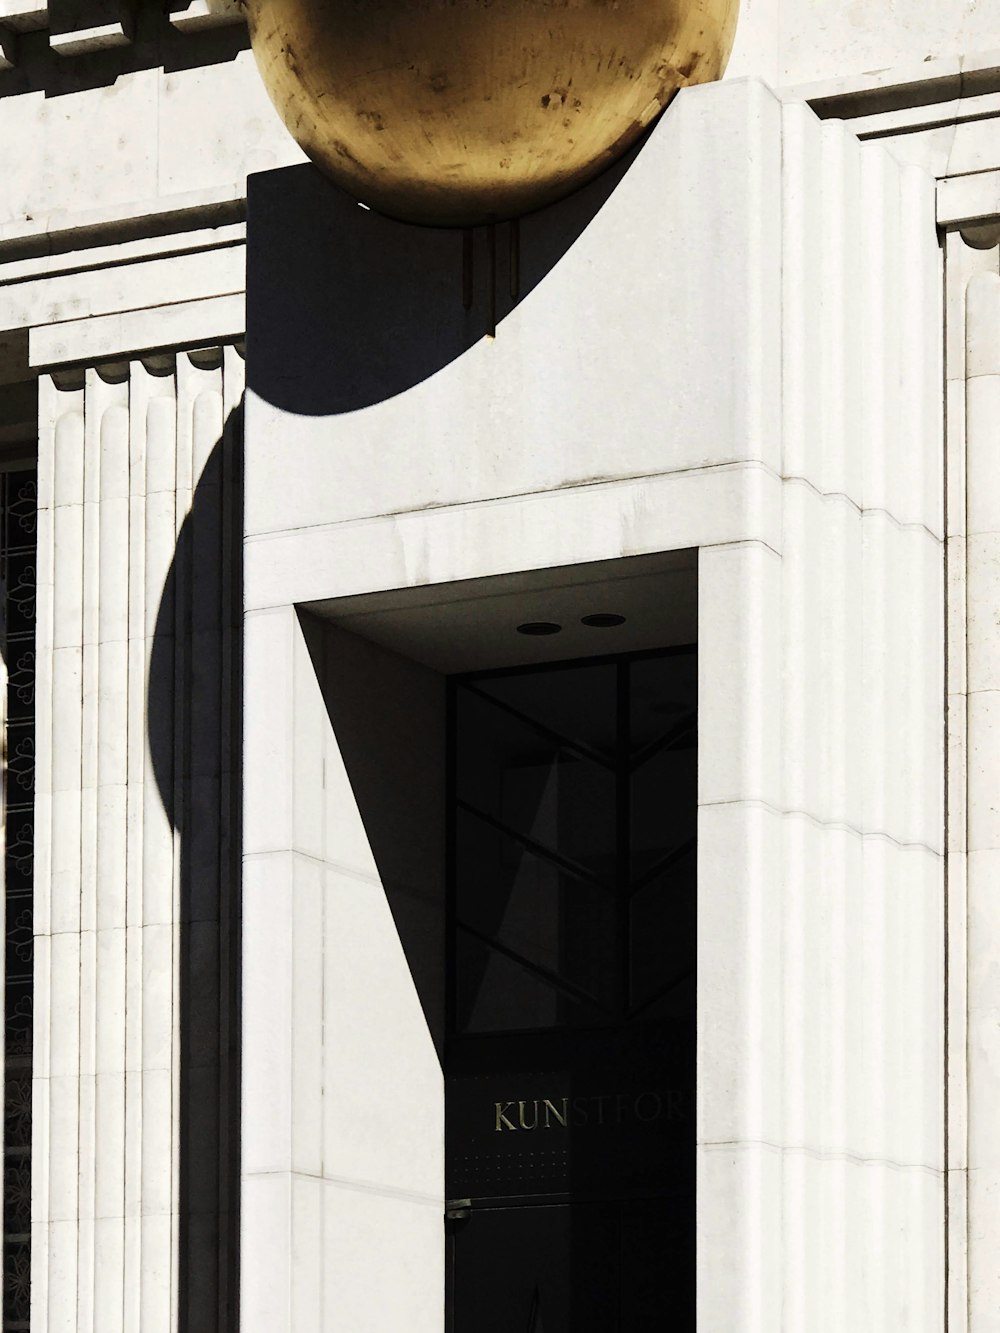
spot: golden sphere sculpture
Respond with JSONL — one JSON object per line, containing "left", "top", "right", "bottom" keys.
{"left": 245, "top": 0, "right": 741, "bottom": 227}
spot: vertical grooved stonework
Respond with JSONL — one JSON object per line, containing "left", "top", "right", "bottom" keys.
{"left": 783, "top": 106, "right": 941, "bottom": 1331}
{"left": 962, "top": 262, "right": 1000, "bottom": 1332}
{"left": 699, "top": 95, "right": 944, "bottom": 1331}
{"left": 31, "top": 349, "right": 245, "bottom": 1333}
{"left": 240, "top": 80, "right": 944, "bottom": 1333}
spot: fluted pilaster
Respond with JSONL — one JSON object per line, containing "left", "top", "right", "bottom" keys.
{"left": 698, "top": 102, "right": 945, "bottom": 1331}
{"left": 962, "top": 263, "right": 1000, "bottom": 1333}
{"left": 32, "top": 346, "right": 243, "bottom": 1332}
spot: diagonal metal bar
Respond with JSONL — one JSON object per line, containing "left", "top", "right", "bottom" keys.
{"left": 628, "top": 835, "right": 696, "bottom": 895}
{"left": 629, "top": 710, "right": 697, "bottom": 774}
{"left": 457, "top": 797, "right": 615, "bottom": 893}
{"left": 456, "top": 918, "right": 612, "bottom": 1016}
{"left": 626, "top": 967, "right": 695, "bottom": 1022}
{"left": 463, "top": 681, "right": 615, "bottom": 771}
{"left": 526, "top": 1286, "right": 541, "bottom": 1333}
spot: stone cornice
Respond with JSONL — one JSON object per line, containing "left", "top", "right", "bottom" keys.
{"left": 789, "top": 48, "right": 1000, "bottom": 119}
{"left": 783, "top": 51, "right": 1000, "bottom": 232}
{"left": 0, "top": 185, "right": 247, "bottom": 371}
{"left": 0, "top": 184, "right": 246, "bottom": 262}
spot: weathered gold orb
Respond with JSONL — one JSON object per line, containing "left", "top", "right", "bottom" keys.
{"left": 246, "top": 0, "right": 740, "bottom": 227}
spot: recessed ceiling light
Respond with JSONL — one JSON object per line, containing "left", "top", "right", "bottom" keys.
{"left": 517, "top": 621, "right": 562, "bottom": 636}
{"left": 581, "top": 613, "right": 626, "bottom": 628}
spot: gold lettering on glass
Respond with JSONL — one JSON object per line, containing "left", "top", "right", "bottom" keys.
{"left": 495, "top": 1102, "right": 517, "bottom": 1132}
{"left": 518, "top": 1100, "right": 539, "bottom": 1131}
{"left": 492, "top": 1090, "right": 683, "bottom": 1130}
{"left": 542, "top": 1097, "right": 569, "bottom": 1128}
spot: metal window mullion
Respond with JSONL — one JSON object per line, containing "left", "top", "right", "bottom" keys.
{"left": 462, "top": 681, "right": 615, "bottom": 772}
{"left": 445, "top": 679, "right": 457, "bottom": 1043}
{"left": 616, "top": 660, "right": 630, "bottom": 1022}
{"left": 454, "top": 797, "right": 612, "bottom": 893}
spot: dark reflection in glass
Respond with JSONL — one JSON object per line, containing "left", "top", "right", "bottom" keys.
{"left": 455, "top": 686, "right": 616, "bottom": 885}
{"left": 629, "top": 849, "right": 697, "bottom": 1018}
{"left": 452, "top": 646, "right": 696, "bottom": 1034}
{"left": 1, "top": 471, "right": 35, "bottom": 1333}
{"left": 475, "top": 662, "right": 618, "bottom": 763}
{"left": 630, "top": 741, "right": 696, "bottom": 880}
{"left": 455, "top": 809, "right": 617, "bottom": 1031}
{"left": 447, "top": 643, "right": 697, "bottom": 1331}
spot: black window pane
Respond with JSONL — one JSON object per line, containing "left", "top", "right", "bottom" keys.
{"left": 455, "top": 932, "right": 607, "bottom": 1033}
{"left": 451, "top": 646, "right": 696, "bottom": 1036}
{"left": 630, "top": 654, "right": 696, "bottom": 888}
{"left": 629, "top": 653, "right": 697, "bottom": 751}
{"left": 628, "top": 848, "right": 697, "bottom": 1018}
{"left": 476, "top": 662, "right": 617, "bottom": 761}
{"left": 448, "top": 645, "right": 697, "bottom": 1329}
{"left": 455, "top": 689, "right": 616, "bottom": 885}
{"left": 2, "top": 471, "right": 35, "bottom": 1333}
{"left": 455, "top": 808, "right": 617, "bottom": 1031}
{"left": 630, "top": 741, "right": 696, "bottom": 882}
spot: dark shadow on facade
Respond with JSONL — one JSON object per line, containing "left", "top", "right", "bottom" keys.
{"left": 299, "top": 613, "right": 448, "bottom": 1061}
{"left": 246, "top": 134, "right": 644, "bottom": 416}
{"left": 0, "top": 466, "right": 39, "bottom": 1329}
{"left": 135, "top": 120, "right": 664, "bottom": 1326}
{"left": 147, "top": 410, "right": 243, "bottom": 1333}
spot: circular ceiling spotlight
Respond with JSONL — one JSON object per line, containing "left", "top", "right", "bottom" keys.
{"left": 581, "top": 613, "right": 627, "bottom": 628}
{"left": 517, "top": 621, "right": 562, "bottom": 636}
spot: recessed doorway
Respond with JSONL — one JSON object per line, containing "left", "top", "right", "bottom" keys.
{"left": 446, "top": 646, "right": 697, "bottom": 1331}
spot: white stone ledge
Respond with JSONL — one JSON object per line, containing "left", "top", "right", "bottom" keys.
{"left": 167, "top": 0, "right": 243, "bottom": 32}
{"left": 849, "top": 89, "right": 1000, "bottom": 140}
{"left": 0, "top": 243, "right": 245, "bottom": 329}
{"left": 0, "top": 184, "right": 246, "bottom": 260}
{"left": 49, "top": 19, "right": 129, "bottom": 52}
{"left": 48, "top": 0, "right": 132, "bottom": 53}
{"left": 0, "top": 221, "right": 245, "bottom": 285}
{"left": 29, "top": 292, "right": 245, "bottom": 367}
{"left": 242, "top": 464, "right": 783, "bottom": 612}
{"left": 789, "top": 47, "right": 1000, "bottom": 120}
{"left": 938, "top": 169, "right": 1000, "bottom": 229}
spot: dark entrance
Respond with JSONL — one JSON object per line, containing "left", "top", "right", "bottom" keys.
{"left": 446, "top": 646, "right": 696, "bottom": 1331}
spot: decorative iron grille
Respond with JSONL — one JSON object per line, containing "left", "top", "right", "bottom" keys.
{"left": 1, "top": 470, "right": 35, "bottom": 1331}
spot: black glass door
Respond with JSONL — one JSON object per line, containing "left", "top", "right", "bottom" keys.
{"left": 446, "top": 647, "right": 696, "bottom": 1331}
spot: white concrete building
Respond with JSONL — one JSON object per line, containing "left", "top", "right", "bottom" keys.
{"left": 0, "top": 1, "right": 999, "bottom": 1329}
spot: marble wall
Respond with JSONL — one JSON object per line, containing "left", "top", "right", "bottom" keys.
{"left": 243, "top": 79, "right": 945, "bottom": 1329}
{"left": 32, "top": 347, "right": 244, "bottom": 1331}
{"left": 941, "top": 232, "right": 1000, "bottom": 1333}
{"left": 1, "top": 3, "right": 997, "bottom": 1325}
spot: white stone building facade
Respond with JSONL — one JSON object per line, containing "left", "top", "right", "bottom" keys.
{"left": 0, "top": 1, "right": 999, "bottom": 1329}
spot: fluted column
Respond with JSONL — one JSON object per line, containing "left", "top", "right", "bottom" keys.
{"left": 698, "top": 105, "right": 944, "bottom": 1331}
{"left": 32, "top": 346, "right": 244, "bottom": 1332}
{"left": 964, "top": 265, "right": 1000, "bottom": 1333}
